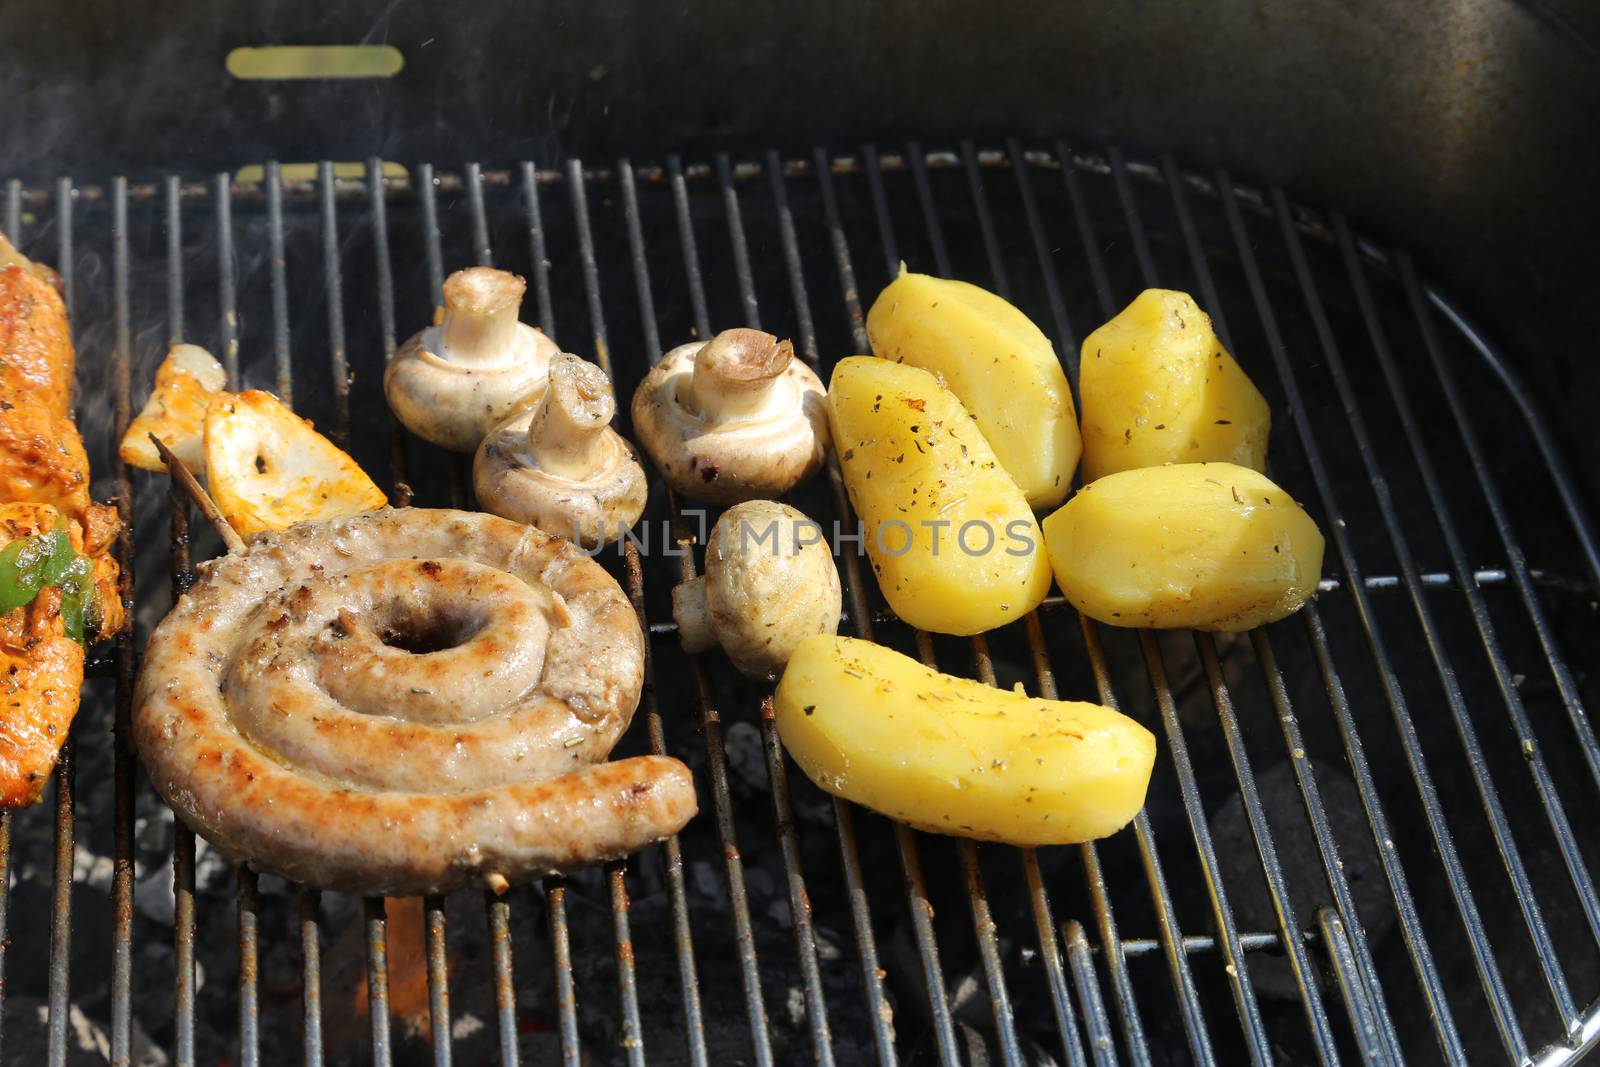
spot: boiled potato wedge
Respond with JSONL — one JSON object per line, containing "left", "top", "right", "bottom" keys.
{"left": 828, "top": 357, "right": 1050, "bottom": 635}
{"left": 1079, "top": 289, "right": 1270, "bottom": 481}
{"left": 774, "top": 635, "right": 1155, "bottom": 844}
{"left": 867, "top": 271, "right": 1080, "bottom": 508}
{"left": 1043, "top": 463, "right": 1324, "bottom": 631}
{"left": 205, "top": 390, "right": 387, "bottom": 537}
{"left": 119, "top": 343, "right": 228, "bottom": 474}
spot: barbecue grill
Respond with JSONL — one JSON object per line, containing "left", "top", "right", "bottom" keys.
{"left": 2, "top": 5, "right": 1599, "bottom": 1066}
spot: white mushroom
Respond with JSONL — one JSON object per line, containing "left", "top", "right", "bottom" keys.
{"left": 631, "top": 329, "right": 829, "bottom": 505}
{"left": 671, "top": 500, "right": 841, "bottom": 681}
{"left": 474, "top": 353, "right": 648, "bottom": 547}
{"left": 385, "top": 267, "right": 559, "bottom": 452}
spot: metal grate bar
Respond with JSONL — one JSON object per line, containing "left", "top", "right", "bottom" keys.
{"left": 547, "top": 880, "right": 581, "bottom": 1065}
{"left": 417, "top": 164, "right": 445, "bottom": 302}
{"left": 1136, "top": 160, "right": 1445, "bottom": 1061}
{"left": 813, "top": 145, "right": 961, "bottom": 1066}
{"left": 1332, "top": 212, "right": 1600, "bottom": 964}
{"left": 714, "top": 149, "right": 842, "bottom": 1066}
{"left": 312, "top": 162, "right": 399, "bottom": 1066}
{"left": 1159, "top": 160, "right": 1411, "bottom": 1062}
{"left": 258, "top": 162, "right": 328, "bottom": 1067}
{"left": 1273, "top": 188, "right": 1582, "bottom": 1028}
{"left": 561, "top": 157, "right": 648, "bottom": 1067}
{"left": 519, "top": 163, "right": 556, "bottom": 339}
{"left": 1248, "top": 631, "right": 1415, "bottom": 1059}
{"left": 366, "top": 160, "right": 411, "bottom": 506}
{"left": 1041, "top": 147, "right": 1217, "bottom": 1066}
{"left": 1064, "top": 921, "right": 1118, "bottom": 1067}
{"left": 809, "top": 144, "right": 909, "bottom": 1067}
{"left": 1072, "top": 154, "right": 1283, "bottom": 1062}
{"left": 616, "top": 156, "right": 712, "bottom": 1067}
{"left": 1057, "top": 143, "right": 1114, "bottom": 317}
{"left": 862, "top": 145, "right": 899, "bottom": 277}
{"left": 215, "top": 173, "right": 240, "bottom": 388}
{"left": 412, "top": 160, "right": 518, "bottom": 1066}
{"left": 1136, "top": 633, "right": 1275, "bottom": 1066}
{"left": 1005, "top": 138, "right": 1077, "bottom": 381}
{"left": 365, "top": 898, "right": 395, "bottom": 1066}
{"left": 1217, "top": 169, "right": 1530, "bottom": 1061}
{"left": 897, "top": 142, "right": 1030, "bottom": 1067}
{"left": 998, "top": 151, "right": 1163, "bottom": 1067}
{"left": 1194, "top": 632, "right": 1341, "bottom": 1060}
{"left": 299, "top": 890, "right": 325, "bottom": 1067}
{"left": 201, "top": 170, "right": 264, "bottom": 1067}
{"left": 1103, "top": 160, "right": 1340, "bottom": 1063}
{"left": 465, "top": 162, "right": 492, "bottom": 269}
{"left": 318, "top": 163, "right": 352, "bottom": 443}
{"left": 423, "top": 897, "right": 451, "bottom": 1067}
{"left": 952, "top": 144, "right": 1220, "bottom": 1067}
{"left": 1417, "top": 291, "right": 1600, "bottom": 597}
{"left": 660, "top": 151, "right": 776, "bottom": 1067}
{"left": 1316, "top": 908, "right": 1393, "bottom": 1065}
{"left": 486, "top": 896, "right": 517, "bottom": 1067}
{"left": 109, "top": 174, "right": 138, "bottom": 1067}
{"left": 4, "top": 177, "right": 19, "bottom": 238}
{"left": 1021, "top": 846, "right": 1089, "bottom": 1067}
{"left": 1396, "top": 256, "right": 1600, "bottom": 791}
{"left": 167, "top": 492, "right": 196, "bottom": 1067}
{"left": 265, "top": 162, "right": 292, "bottom": 402}
{"left": 46, "top": 176, "right": 79, "bottom": 1067}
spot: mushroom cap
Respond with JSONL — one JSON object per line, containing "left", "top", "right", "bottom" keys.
{"left": 385, "top": 268, "right": 558, "bottom": 453}
{"left": 474, "top": 359, "right": 649, "bottom": 547}
{"left": 698, "top": 500, "right": 842, "bottom": 680}
{"left": 630, "top": 331, "right": 829, "bottom": 505}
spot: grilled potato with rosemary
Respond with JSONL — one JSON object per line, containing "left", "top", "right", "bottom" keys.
{"left": 828, "top": 357, "right": 1050, "bottom": 636}
{"left": 1079, "top": 289, "right": 1270, "bottom": 481}
{"left": 1043, "top": 462, "right": 1324, "bottom": 631}
{"left": 867, "top": 271, "right": 1080, "bottom": 509}
{"left": 774, "top": 635, "right": 1156, "bottom": 844}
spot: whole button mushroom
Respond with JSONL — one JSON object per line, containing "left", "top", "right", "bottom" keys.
{"left": 631, "top": 328, "right": 829, "bottom": 505}
{"left": 385, "top": 267, "right": 559, "bottom": 452}
{"left": 475, "top": 353, "right": 649, "bottom": 547}
{"left": 671, "top": 500, "right": 842, "bottom": 681}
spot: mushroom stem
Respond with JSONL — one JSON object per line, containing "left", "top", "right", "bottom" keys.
{"left": 439, "top": 268, "right": 527, "bottom": 368}
{"left": 685, "top": 328, "right": 795, "bottom": 422}
{"left": 670, "top": 576, "right": 717, "bottom": 654}
{"left": 526, "top": 355, "right": 616, "bottom": 480}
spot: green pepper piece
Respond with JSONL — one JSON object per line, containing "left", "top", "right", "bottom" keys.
{"left": 57, "top": 556, "right": 95, "bottom": 645}
{"left": 38, "top": 531, "right": 76, "bottom": 587}
{"left": 0, "top": 534, "right": 50, "bottom": 614}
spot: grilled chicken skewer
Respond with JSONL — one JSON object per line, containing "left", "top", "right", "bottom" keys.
{"left": 0, "top": 232, "right": 124, "bottom": 807}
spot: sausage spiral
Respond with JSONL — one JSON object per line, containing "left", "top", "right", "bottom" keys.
{"left": 133, "top": 507, "right": 696, "bottom": 894}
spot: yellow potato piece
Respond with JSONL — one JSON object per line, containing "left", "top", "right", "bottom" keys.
{"left": 828, "top": 357, "right": 1050, "bottom": 635}
{"left": 119, "top": 344, "right": 229, "bottom": 474}
{"left": 1043, "top": 463, "right": 1324, "bottom": 631}
{"left": 205, "top": 390, "right": 388, "bottom": 537}
{"left": 1079, "top": 289, "right": 1270, "bottom": 481}
{"left": 867, "top": 271, "right": 1079, "bottom": 509}
{"left": 775, "top": 635, "right": 1155, "bottom": 845}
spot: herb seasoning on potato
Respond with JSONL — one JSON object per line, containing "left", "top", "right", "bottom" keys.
{"left": 1078, "top": 289, "right": 1270, "bottom": 481}
{"left": 1043, "top": 462, "right": 1324, "bottom": 631}
{"left": 774, "top": 635, "right": 1156, "bottom": 845}
{"left": 827, "top": 357, "right": 1050, "bottom": 636}
{"left": 867, "top": 270, "right": 1081, "bottom": 509}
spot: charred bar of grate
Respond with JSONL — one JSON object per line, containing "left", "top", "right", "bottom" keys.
{"left": 0, "top": 142, "right": 1594, "bottom": 1066}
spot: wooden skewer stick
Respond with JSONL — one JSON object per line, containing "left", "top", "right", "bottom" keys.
{"left": 149, "top": 433, "right": 247, "bottom": 555}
